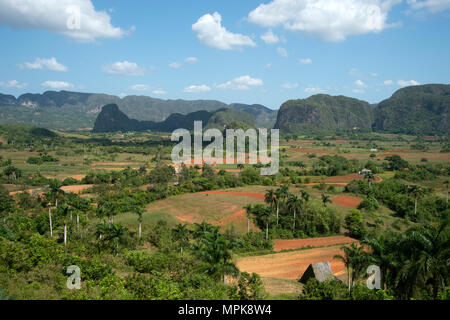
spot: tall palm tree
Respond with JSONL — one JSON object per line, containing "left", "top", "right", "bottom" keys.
{"left": 193, "top": 221, "right": 217, "bottom": 240}
{"left": 275, "top": 186, "right": 289, "bottom": 226}
{"left": 244, "top": 204, "right": 253, "bottom": 234}
{"left": 366, "top": 172, "right": 375, "bottom": 188}
{"left": 198, "top": 229, "right": 239, "bottom": 283}
{"left": 334, "top": 243, "right": 368, "bottom": 292}
{"left": 48, "top": 179, "right": 64, "bottom": 208}
{"left": 362, "top": 234, "right": 394, "bottom": 290}
{"left": 258, "top": 207, "right": 271, "bottom": 241}
{"left": 133, "top": 206, "right": 144, "bottom": 239}
{"left": 56, "top": 203, "right": 70, "bottom": 246}
{"left": 444, "top": 180, "right": 449, "bottom": 208}
{"left": 300, "top": 190, "right": 310, "bottom": 229}
{"left": 47, "top": 202, "right": 53, "bottom": 238}
{"left": 321, "top": 194, "right": 332, "bottom": 207}
{"left": 286, "top": 194, "right": 302, "bottom": 234}
{"left": 173, "top": 224, "right": 190, "bottom": 253}
{"left": 408, "top": 185, "right": 424, "bottom": 217}
{"left": 396, "top": 219, "right": 450, "bottom": 299}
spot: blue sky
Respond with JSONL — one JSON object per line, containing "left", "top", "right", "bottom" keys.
{"left": 0, "top": 0, "right": 449, "bottom": 109}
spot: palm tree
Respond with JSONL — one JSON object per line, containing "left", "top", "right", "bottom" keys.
{"left": 408, "top": 185, "right": 424, "bottom": 217}
{"left": 56, "top": 203, "right": 70, "bottom": 246}
{"left": 275, "top": 186, "right": 289, "bottom": 226}
{"left": 48, "top": 179, "right": 64, "bottom": 208}
{"left": 173, "top": 224, "right": 190, "bottom": 253}
{"left": 133, "top": 206, "right": 144, "bottom": 239}
{"left": 95, "top": 222, "right": 127, "bottom": 255}
{"left": 334, "top": 243, "right": 369, "bottom": 292}
{"left": 396, "top": 219, "right": 450, "bottom": 299}
{"left": 47, "top": 202, "right": 53, "bottom": 238}
{"left": 300, "top": 190, "right": 310, "bottom": 229}
{"left": 193, "top": 221, "right": 217, "bottom": 240}
{"left": 321, "top": 194, "right": 332, "bottom": 207}
{"left": 244, "top": 204, "right": 253, "bottom": 234}
{"left": 258, "top": 207, "right": 271, "bottom": 241}
{"left": 67, "top": 193, "right": 90, "bottom": 230}
{"left": 197, "top": 229, "right": 239, "bottom": 283}
{"left": 286, "top": 194, "right": 302, "bottom": 234}
{"left": 362, "top": 234, "right": 394, "bottom": 290}
{"left": 366, "top": 172, "right": 375, "bottom": 188}
{"left": 444, "top": 180, "right": 449, "bottom": 208}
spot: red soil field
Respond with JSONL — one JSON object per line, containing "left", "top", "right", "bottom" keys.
{"left": 60, "top": 184, "right": 93, "bottom": 194}
{"left": 273, "top": 236, "right": 357, "bottom": 252}
{"left": 333, "top": 195, "right": 363, "bottom": 208}
{"left": 200, "top": 191, "right": 266, "bottom": 200}
{"left": 236, "top": 245, "right": 350, "bottom": 280}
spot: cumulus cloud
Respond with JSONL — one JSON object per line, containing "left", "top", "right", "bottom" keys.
{"left": 248, "top": 0, "right": 400, "bottom": 42}
{"left": 183, "top": 85, "right": 211, "bottom": 93}
{"left": 20, "top": 57, "right": 68, "bottom": 71}
{"left": 282, "top": 82, "right": 299, "bottom": 89}
{"left": 0, "top": 80, "right": 28, "bottom": 89}
{"left": 407, "top": 0, "right": 450, "bottom": 12}
{"left": 299, "top": 58, "right": 312, "bottom": 64}
{"left": 152, "top": 89, "right": 167, "bottom": 95}
{"left": 398, "top": 79, "right": 420, "bottom": 87}
{"left": 102, "top": 61, "right": 145, "bottom": 76}
{"left": 192, "top": 12, "right": 256, "bottom": 50}
{"left": 261, "top": 29, "right": 280, "bottom": 44}
{"left": 130, "top": 84, "right": 150, "bottom": 91}
{"left": 304, "top": 86, "right": 325, "bottom": 93}
{"left": 277, "top": 47, "right": 288, "bottom": 57}
{"left": 384, "top": 79, "right": 393, "bottom": 85}
{"left": 0, "top": 0, "right": 129, "bottom": 42}
{"left": 355, "top": 79, "right": 367, "bottom": 88}
{"left": 216, "top": 75, "right": 264, "bottom": 91}
{"left": 169, "top": 62, "right": 182, "bottom": 69}
{"left": 185, "top": 57, "right": 198, "bottom": 64}
{"left": 41, "top": 81, "right": 73, "bottom": 89}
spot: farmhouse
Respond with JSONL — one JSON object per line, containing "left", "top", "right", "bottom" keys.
{"left": 299, "top": 262, "right": 337, "bottom": 283}
{"left": 359, "top": 168, "right": 372, "bottom": 175}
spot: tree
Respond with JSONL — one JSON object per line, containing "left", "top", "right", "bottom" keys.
{"left": 321, "top": 194, "right": 332, "bottom": 207}
{"left": 48, "top": 179, "right": 64, "bottom": 207}
{"left": 362, "top": 234, "right": 393, "bottom": 290}
{"left": 366, "top": 172, "right": 375, "bottom": 188}
{"left": 172, "top": 224, "right": 190, "bottom": 253}
{"left": 444, "top": 180, "right": 449, "bottom": 208}
{"left": 133, "top": 206, "right": 144, "bottom": 239}
{"left": 197, "top": 229, "right": 239, "bottom": 283}
{"left": 286, "top": 194, "right": 302, "bottom": 233}
{"left": 56, "top": 203, "right": 70, "bottom": 246}
{"left": 334, "top": 243, "right": 369, "bottom": 292}
{"left": 95, "top": 222, "right": 128, "bottom": 255}
{"left": 301, "top": 190, "right": 310, "bottom": 228}
{"left": 244, "top": 204, "right": 253, "bottom": 234}
{"left": 258, "top": 207, "right": 271, "bottom": 241}
{"left": 275, "top": 186, "right": 289, "bottom": 226}
{"left": 345, "top": 209, "right": 365, "bottom": 239}
{"left": 67, "top": 192, "right": 90, "bottom": 229}
{"left": 408, "top": 185, "right": 424, "bottom": 217}
{"left": 396, "top": 219, "right": 450, "bottom": 299}
{"left": 3, "top": 166, "right": 21, "bottom": 181}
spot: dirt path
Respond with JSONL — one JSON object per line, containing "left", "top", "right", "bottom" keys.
{"left": 236, "top": 245, "right": 349, "bottom": 280}
{"left": 274, "top": 236, "right": 357, "bottom": 252}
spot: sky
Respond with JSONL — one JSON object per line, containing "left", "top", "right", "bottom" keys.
{"left": 0, "top": 0, "right": 449, "bottom": 109}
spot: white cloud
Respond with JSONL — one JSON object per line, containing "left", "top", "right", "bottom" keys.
{"left": 248, "top": 0, "right": 400, "bottom": 42}
{"left": 277, "top": 47, "right": 288, "bottom": 57}
{"left": 183, "top": 85, "right": 211, "bottom": 93}
{"left": 41, "top": 81, "right": 73, "bottom": 89}
{"left": 370, "top": 72, "right": 378, "bottom": 77}
{"left": 384, "top": 79, "right": 393, "bottom": 85}
{"left": 304, "top": 86, "right": 325, "bottom": 93}
{"left": 261, "top": 29, "right": 279, "bottom": 44}
{"left": 265, "top": 63, "right": 272, "bottom": 68}
{"left": 398, "top": 79, "right": 420, "bottom": 87}
{"left": 152, "top": 89, "right": 167, "bottom": 95}
{"left": 355, "top": 79, "right": 367, "bottom": 88}
{"left": 192, "top": 12, "right": 256, "bottom": 50}
{"left": 217, "top": 75, "right": 264, "bottom": 91}
{"left": 102, "top": 61, "right": 145, "bottom": 76}
{"left": 20, "top": 57, "right": 68, "bottom": 71}
{"left": 0, "top": 0, "right": 129, "bottom": 42}
{"left": 349, "top": 68, "right": 362, "bottom": 77}
{"left": 299, "top": 58, "right": 312, "bottom": 64}
{"left": 0, "top": 80, "right": 28, "bottom": 89}
{"left": 282, "top": 82, "right": 299, "bottom": 89}
{"left": 185, "top": 57, "right": 198, "bottom": 64}
{"left": 407, "top": 0, "right": 450, "bottom": 12}
{"left": 169, "top": 62, "right": 182, "bottom": 69}
{"left": 130, "top": 84, "right": 150, "bottom": 91}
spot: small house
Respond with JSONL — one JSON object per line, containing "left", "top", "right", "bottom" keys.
{"left": 359, "top": 169, "right": 372, "bottom": 175}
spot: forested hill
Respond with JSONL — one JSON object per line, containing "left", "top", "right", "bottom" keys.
{"left": 274, "top": 94, "right": 374, "bottom": 135}
{"left": 92, "top": 104, "right": 256, "bottom": 133}
{"left": 0, "top": 91, "right": 274, "bottom": 130}
{"left": 372, "top": 84, "right": 449, "bottom": 135}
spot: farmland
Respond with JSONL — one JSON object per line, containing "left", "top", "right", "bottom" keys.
{"left": 0, "top": 125, "right": 448, "bottom": 300}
